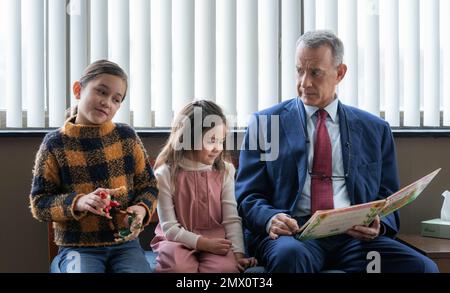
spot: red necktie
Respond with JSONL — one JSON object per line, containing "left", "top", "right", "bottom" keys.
{"left": 311, "top": 109, "right": 334, "bottom": 214}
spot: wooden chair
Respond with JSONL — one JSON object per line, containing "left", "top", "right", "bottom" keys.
{"left": 47, "top": 223, "right": 58, "bottom": 264}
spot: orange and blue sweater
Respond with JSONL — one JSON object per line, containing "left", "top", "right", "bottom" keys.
{"left": 30, "top": 116, "right": 158, "bottom": 247}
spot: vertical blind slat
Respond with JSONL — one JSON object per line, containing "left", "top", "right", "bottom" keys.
{"left": 172, "top": 0, "right": 194, "bottom": 114}
{"left": 5, "top": 0, "right": 22, "bottom": 127}
{"left": 130, "top": 0, "right": 151, "bottom": 127}
{"left": 259, "top": 0, "right": 279, "bottom": 109}
{"left": 90, "top": 0, "right": 108, "bottom": 61}
{"left": 303, "top": 0, "right": 316, "bottom": 32}
{"left": 281, "top": 0, "right": 300, "bottom": 101}
{"left": 338, "top": 0, "right": 358, "bottom": 107}
{"left": 237, "top": 0, "right": 258, "bottom": 127}
{"left": 319, "top": 0, "right": 338, "bottom": 33}
{"left": 70, "top": 0, "right": 87, "bottom": 107}
{"left": 423, "top": 0, "right": 440, "bottom": 126}
{"left": 25, "top": 0, "right": 45, "bottom": 127}
{"left": 195, "top": 0, "right": 216, "bottom": 101}
{"left": 152, "top": 0, "right": 172, "bottom": 127}
{"left": 442, "top": 0, "right": 450, "bottom": 126}
{"left": 48, "top": 0, "right": 66, "bottom": 127}
{"left": 362, "top": 0, "right": 380, "bottom": 115}
{"left": 109, "top": 0, "right": 130, "bottom": 124}
{"left": 401, "top": 0, "right": 420, "bottom": 126}
{"left": 382, "top": 0, "right": 400, "bottom": 126}
{"left": 216, "top": 0, "right": 236, "bottom": 118}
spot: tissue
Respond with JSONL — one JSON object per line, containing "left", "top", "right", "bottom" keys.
{"left": 441, "top": 190, "right": 450, "bottom": 221}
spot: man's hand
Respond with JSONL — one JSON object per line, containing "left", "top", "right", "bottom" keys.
{"left": 346, "top": 215, "right": 381, "bottom": 241}
{"left": 269, "top": 214, "right": 300, "bottom": 240}
{"left": 197, "top": 237, "right": 232, "bottom": 255}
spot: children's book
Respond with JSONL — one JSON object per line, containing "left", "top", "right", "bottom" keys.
{"left": 294, "top": 168, "right": 441, "bottom": 240}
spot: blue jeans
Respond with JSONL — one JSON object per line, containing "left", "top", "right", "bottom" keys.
{"left": 56, "top": 239, "right": 151, "bottom": 273}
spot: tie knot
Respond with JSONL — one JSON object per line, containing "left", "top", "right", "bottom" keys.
{"left": 317, "top": 109, "right": 327, "bottom": 121}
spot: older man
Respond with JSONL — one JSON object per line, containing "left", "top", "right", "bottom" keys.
{"left": 235, "top": 30, "right": 438, "bottom": 273}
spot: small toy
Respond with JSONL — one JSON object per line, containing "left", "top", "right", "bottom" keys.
{"left": 114, "top": 211, "right": 143, "bottom": 242}
{"left": 98, "top": 190, "right": 121, "bottom": 219}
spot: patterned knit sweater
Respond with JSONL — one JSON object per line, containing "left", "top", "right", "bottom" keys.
{"left": 30, "top": 116, "right": 158, "bottom": 247}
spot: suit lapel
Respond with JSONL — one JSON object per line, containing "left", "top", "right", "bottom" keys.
{"left": 280, "top": 99, "right": 307, "bottom": 153}
{"left": 338, "top": 102, "right": 362, "bottom": 205}
{"left": 280, "top": 99, "right": 308, "bottom": 189}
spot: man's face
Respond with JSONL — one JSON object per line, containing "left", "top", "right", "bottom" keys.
{"left": 295, "top": 44, "right": 346, "bottom": 109}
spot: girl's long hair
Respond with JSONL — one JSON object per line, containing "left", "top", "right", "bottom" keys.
{"left": 154, "top": 100, "right": 230, "bottom": 182}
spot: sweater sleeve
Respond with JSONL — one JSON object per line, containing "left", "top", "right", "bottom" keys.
{"left": 29, "top": 134, "right": 88, "bottom": 222}
{"left": 155, "top": 165, "right": 201, "bottom": 249}
{"left": 131, "top": 134, "right": 158, "bottom": 227}
{"left": 221, "top": 162, "right": 245, "bottom": 253}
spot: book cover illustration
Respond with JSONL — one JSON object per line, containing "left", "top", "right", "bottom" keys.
{"left": 380, "top": 168, "right": 441, "bottom": 217}
{"left": 295, "top": 168, "right": 441, "bottom": 240}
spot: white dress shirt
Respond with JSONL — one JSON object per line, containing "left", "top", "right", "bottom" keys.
{"left": 266, "top": 98, "right": 351, "bottom": 232}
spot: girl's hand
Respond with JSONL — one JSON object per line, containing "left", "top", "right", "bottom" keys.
{"left": 115, "top": 205, "right": 146, "bottom": 242}
{"left": 234, "top": 252, "right": 258, "bottom": 272}
{"left": 74, "top": 188, "right": 110, "bottom": 216}
{"left": 124, "top": 205, "right": 146, "bottom": 230}
{"left": 197, "top": 237, "right": 232, "bottom": 255}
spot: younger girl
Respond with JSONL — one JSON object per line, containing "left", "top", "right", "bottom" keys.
{"left": 30, "top": 60, "right": 158, "bottom": 273}
{"left": 150, "top": 100, "right": 257, "bottom": 273}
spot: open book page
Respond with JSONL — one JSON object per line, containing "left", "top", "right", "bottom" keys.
{"left": 294, "top": 168, "right": 441, "bottom": 241}
{"left": 380, "top": 168, "right": 441, "bottom": 217}
{"left": 295, "top": 200, "right": 386, "bottom": 240}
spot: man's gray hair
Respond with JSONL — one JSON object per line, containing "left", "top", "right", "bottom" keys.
{"left": 296, "top": 30, "right": 344, "bottom": 66}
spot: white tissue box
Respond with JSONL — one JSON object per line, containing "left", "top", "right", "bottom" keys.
{"left": 421, "top": 218, "right": 450, "bottom": 239}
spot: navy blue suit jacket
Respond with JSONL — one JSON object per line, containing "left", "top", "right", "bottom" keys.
{"left": 235, "top": 98, "right": 400, "bottom": 255}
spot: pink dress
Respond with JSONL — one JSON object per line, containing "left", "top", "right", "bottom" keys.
{"left": 150, "top": 168, "right": 240, "bottom": 273}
